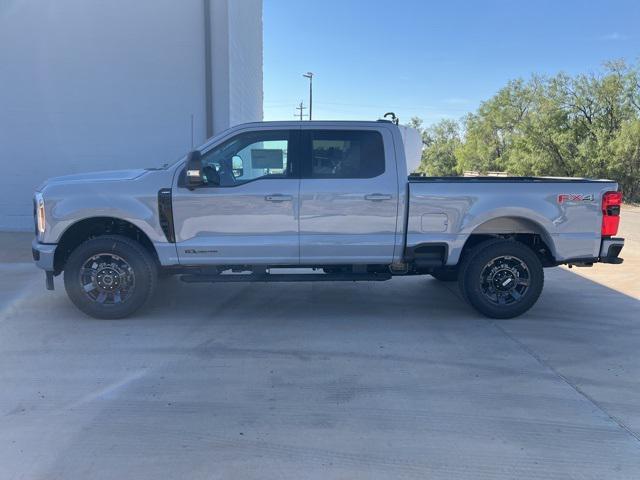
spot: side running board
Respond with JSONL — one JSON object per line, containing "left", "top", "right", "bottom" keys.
{"left": 180, "top": 272, "right": 392, "bottom": 283}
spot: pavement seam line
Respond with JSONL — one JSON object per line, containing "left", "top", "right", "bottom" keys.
{"left": 441, "top": 279, "right": 640, "bottom": 445}
{"left": 489, "top": 319, "right": 640, "bottom": 446}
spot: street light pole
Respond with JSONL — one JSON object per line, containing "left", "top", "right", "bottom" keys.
{"left": 303, "top": 72, "right": 313, "bottom": 120}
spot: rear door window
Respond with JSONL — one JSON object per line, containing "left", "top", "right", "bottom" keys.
{"left": 305, "top": 130, "right": 385, "bottom": 179}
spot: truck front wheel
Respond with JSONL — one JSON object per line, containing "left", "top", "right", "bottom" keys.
{"left": 63, "top": 235, "right": 157, "bottom": 319}
{"left": 458, "top": 239, "right": 544, "bottom": 319}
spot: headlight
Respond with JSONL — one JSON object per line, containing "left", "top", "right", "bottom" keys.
{"left": 35, "top": 193, "right": 46, "bottom": 235}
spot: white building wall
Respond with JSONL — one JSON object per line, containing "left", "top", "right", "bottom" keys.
{"left": 0, "top": 0, "right": 262, "bottom": 230}
{"left": 227, "top": 0, "right": 264, "bottom": 127}
{"left": 209, "top": 0, "right": 263, "bottom": 134}
{"left": 210, "top": 0, "right": 230, "bottom": 135}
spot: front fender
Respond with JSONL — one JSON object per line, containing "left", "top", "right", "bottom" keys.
{"left": 38, "top": 170, "right": 175, "bottom": 244}
{"left": 45, "top": 195, "right": 162, "bottom": 244}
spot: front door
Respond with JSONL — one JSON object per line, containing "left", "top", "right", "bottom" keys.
{"left": 299, "top": 128, "right": 399, "bottom": 264}
{"left": 172, "top": 129, "right": 300, "bottom": 265}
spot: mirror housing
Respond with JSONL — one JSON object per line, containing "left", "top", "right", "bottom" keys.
{"left": 185, "top": 150, "right": 203, "bottom": 189}
{"left": 231, "top": 155, "right": 244, "bottom": 178}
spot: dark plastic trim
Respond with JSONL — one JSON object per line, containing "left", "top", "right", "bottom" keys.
{"left": 158, "top": 188, "right": 176, "bottom": 243}
{"left": 404, "top": 242, "right": 448, "bottom": 267}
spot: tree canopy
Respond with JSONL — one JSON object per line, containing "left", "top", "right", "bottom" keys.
{"left": 409, "top": 60, "right": 640, "bottom": 201}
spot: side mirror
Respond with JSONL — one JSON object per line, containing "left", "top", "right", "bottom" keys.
{"left": 185, "top": 150, "right": 203, "bottom": 189}
{"left": 231, "top": 155, "right": 244, "bottom": 178}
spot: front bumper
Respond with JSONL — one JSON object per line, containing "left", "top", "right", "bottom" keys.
{"left": 32, "top": 238, "right": 57, "bottom": 271}
{"left": 599, "top": 237, "right": 624, "bottom": 264}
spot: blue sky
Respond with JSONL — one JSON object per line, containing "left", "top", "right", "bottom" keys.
{"left": 263, "top": 0, "right": 639, "bottom": 125}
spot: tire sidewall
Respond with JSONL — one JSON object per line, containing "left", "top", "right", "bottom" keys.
{"left": 460, "top": 241, "right": 544, "bottom": 319}
{"left": 64, "top": 236, "right": 156, "bottom": 319}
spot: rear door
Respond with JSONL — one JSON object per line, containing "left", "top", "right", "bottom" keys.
{"left": 172, "top": 128, "right": 301, "bottom": 265}
{"left": 299, "top": 127, "right": 399, "bottom": 264}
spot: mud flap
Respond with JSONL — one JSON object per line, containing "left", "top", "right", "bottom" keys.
{"left": 46, "top": 271, "right": 54, "bottom": 290}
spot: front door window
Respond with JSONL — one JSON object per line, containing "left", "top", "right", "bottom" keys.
{"left": 200, "top": 130, "right": 291, "bottom": 187}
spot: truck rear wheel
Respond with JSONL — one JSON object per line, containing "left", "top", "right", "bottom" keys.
{"left": 63, "top": 235, "right": 157, "bottom": 319}
{"left": 458, "top": 239, "right": 543, "bottom": 319}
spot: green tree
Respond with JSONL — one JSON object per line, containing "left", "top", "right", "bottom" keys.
{"left": 407, "top": 60, "right": 640, "bottom": 200}
{"left": 418, "top": 119, "right": 461, "bottom": 176}
{"left": 457, "top": 78, "right": 538, "bottom": 174}
{"left": 611, "top": 119, "right": 640, "bottom": 200}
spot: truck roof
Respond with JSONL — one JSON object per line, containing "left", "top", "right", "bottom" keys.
{"left": 231, "top": 120, "right": 396, "bottom": 128}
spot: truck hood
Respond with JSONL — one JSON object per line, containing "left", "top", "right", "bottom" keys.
{"left": 37, "top": 169, "right": 148, "bottom": 190}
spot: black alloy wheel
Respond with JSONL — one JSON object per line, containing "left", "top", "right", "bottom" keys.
{"left": 458, "top": 239, "right": 544, "bottom": 319}
{"left": 64, "top": 236, "right": 157, "bottom": 319}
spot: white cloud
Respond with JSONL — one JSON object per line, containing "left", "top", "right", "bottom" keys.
{"left": 600, "top": 32, "right": 628, "bottom": 41}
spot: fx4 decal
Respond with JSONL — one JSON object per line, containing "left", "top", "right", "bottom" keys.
{"left": 557, "top": 193, "right": 595, "bottom": 204}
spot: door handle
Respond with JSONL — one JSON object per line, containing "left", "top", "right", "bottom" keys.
{"left": 265, "top": 194, "right": 293, "bottom": 202}
{"left": 364, "top": 193, "right": 392, "bottom": 201}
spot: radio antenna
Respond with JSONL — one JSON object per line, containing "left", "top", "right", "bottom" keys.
{"left": 383, "top": 112, "right": 399, "bottom": 125}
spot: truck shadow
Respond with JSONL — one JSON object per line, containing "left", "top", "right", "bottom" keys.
{"left": 149, "top": 267, "right": 638, "bottom": 330}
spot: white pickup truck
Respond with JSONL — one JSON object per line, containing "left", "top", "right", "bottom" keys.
{"left": 32, "top": 120, "right": 625, "bottom": 319}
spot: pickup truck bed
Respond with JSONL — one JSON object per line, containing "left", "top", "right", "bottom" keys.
{"left": 406, "top": 177, "right": 619, "bottom": 267}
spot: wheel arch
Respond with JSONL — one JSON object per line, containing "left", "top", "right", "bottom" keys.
{"left": 457, "top": 216, "right": 557, "bottom": 267}
{"left": 53, "top": 217, "right": 159, "bottom": 274}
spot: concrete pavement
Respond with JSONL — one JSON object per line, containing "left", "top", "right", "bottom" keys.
{"left": 0, "top": 211, "right": 638, "bottom": 479}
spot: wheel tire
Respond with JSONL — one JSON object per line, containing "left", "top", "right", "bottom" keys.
{"left": 430, "top": 267, "right": 458, "bottom": 282}
{"left": 64, "top": 235, "right": 157, "bottom": 319}
{"left": 458, "top": 239, "right": 544, "bottom": 319}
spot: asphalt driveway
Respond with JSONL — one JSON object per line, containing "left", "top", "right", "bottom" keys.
{"left": 0, "top": 208, "right": 638, "bottom": 480}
